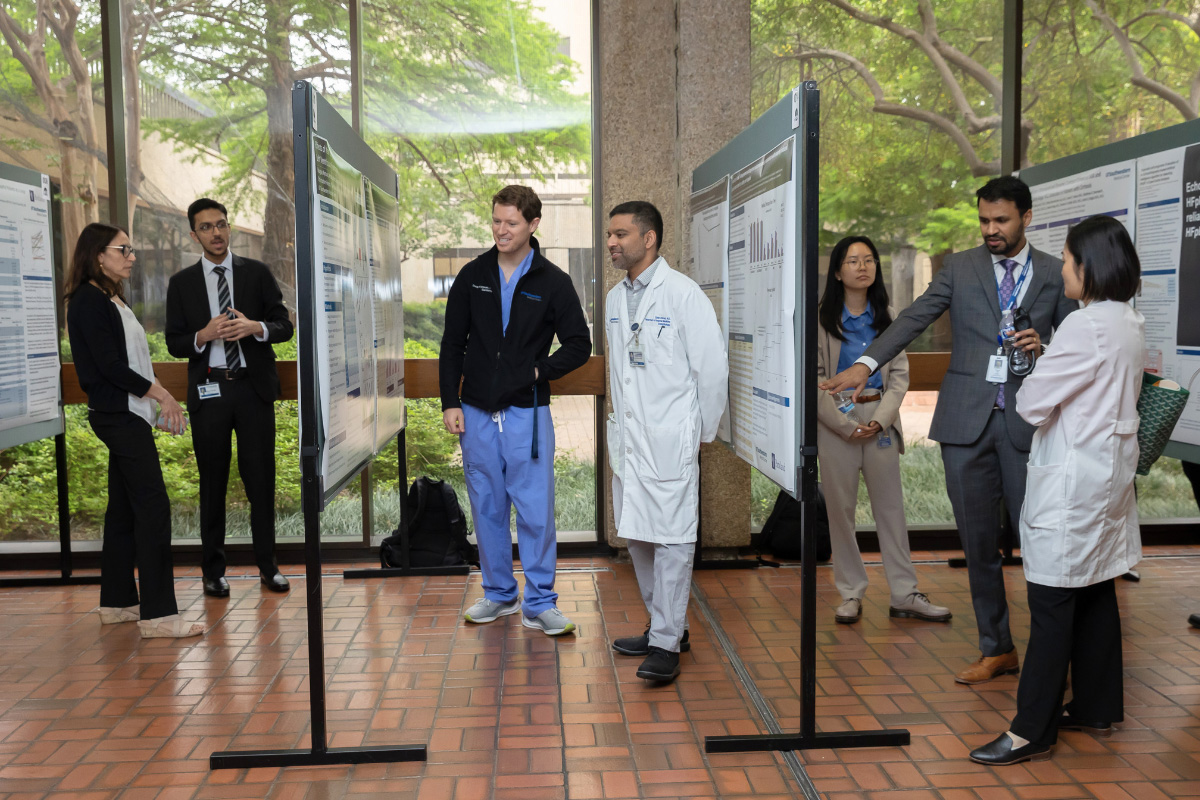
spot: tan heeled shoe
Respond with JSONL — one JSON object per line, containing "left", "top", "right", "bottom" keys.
{"left": 137, "top": 615, "right": 205, "bottom": 639}
{"left": 98, "top": 605, "right": 140, "bottom": 624}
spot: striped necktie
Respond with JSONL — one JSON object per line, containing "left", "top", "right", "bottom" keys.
{"left": 995, "top": 259, "right": 1017, "bottom": 409}
{"left": 213, "top": 266, "right": 242, "bottom": 370}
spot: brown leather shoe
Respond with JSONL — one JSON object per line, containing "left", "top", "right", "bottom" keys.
{"left": 955, "top": 649, "right": 1019, "bottom": 685}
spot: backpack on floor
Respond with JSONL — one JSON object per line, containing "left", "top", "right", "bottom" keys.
{"left": 755, "top": 485, "right": 832, "bottom": 562}
{"left": 380, "top": 477, "right": 478, "bottom": 569}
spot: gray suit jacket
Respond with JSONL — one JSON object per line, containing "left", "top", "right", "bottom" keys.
{"left": 861, "top": 244, "right": 1076, "bottom": 451}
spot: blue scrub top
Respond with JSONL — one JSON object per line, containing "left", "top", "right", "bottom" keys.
{"left": 836, "top": 305, "right": 884, "bottom": 391}
{"left": 499, "top": 247, "right": 535, "bottom": 334}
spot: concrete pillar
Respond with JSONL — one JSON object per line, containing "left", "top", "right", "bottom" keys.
{"left": 598, "top": 0, "right": 752, "bottom": 550}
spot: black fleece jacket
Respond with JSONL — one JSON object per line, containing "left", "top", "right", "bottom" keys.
{"left": 439, "top": 237, "right": 591, "bottom": 413}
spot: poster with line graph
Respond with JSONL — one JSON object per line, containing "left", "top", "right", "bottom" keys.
{"left": 727, "top": 137, "right": 796, "bottom": 493}
{"left": 0, "top": 166, "right": 60, "bottom": 449}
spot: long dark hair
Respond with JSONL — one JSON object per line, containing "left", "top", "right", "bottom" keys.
{"left": 64, "top": 222, "right": 128, "bottom": 302}
{"left": 818, "top": 235, "right": 892, "bottom": 341}
{"left": 1064, "top": 215, "right": 1140, "bottom": 303}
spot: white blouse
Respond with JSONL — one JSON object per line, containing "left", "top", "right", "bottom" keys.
{"left": 112, "top": 298, "right": 156, "bottom": 427}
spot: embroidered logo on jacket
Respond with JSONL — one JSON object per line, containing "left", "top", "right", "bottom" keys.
{"left": 520, "top": 291, "right": 542, "bottom": 301}
{"left": 472, "top": 284, "right": 493, "bottom": 293}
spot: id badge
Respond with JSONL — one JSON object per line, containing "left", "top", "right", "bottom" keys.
{"left": 197, "top": 381, "right": 222, "bottom": 400}
{"left": 628, "top": 348, "right": 646, "bottom": 367}
{"left": 876, "top": 431, "right": 892, "bottom": 449}
{"left": 985, "top": 352, "right": 1007, "bottom": 384}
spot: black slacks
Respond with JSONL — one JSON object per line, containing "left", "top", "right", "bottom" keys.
{"left": 190, "top": 379, "right": 278, "bottom": 578}
{"left": 87, "top": 410, "right": 179, "bottom": 619}
{"left": 1010, "top": 578, "right": 1124, "bottom": 746}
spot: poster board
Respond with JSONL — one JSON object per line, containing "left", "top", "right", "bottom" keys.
{"left": 687, "top": 86, "right": 819, "bottom": 498}
{"left": 0, "top": 162, "right": 61, "bottom": 450}
{"left": 1021, "top": 118, "right": 1200, "bottom": 463}
{"left": 294, "top": 82, "right": 406, "bottom": 506}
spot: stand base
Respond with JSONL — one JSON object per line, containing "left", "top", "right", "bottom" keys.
{"left": 694, "top": 559, "right": 759, "bottom": 571}
{"left": 948, "top": 556, "right": 1022, "bottom": 569}
{"left": 706, "top": 728, "right": 910, "bottom": 753}
{"left": 211, "top": 744, "right": 427, "bottom": 769}
{"left": 342, "top": 566, "right": 470, "bottom": 579}
{"left": 0, "top": 575, "right": 103, "bottom": 588}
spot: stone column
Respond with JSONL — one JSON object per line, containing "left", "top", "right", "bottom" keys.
{"left": 598, "top": 0, "right": 753, "bottom": 550}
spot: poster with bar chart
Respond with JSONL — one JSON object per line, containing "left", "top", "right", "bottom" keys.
{"left": 0, "top": 163, "right": 61, "bottom": 450}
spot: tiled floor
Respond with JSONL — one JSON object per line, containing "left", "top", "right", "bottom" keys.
{"left": 1, "top": 547, "right": 1198, "bottom": 799}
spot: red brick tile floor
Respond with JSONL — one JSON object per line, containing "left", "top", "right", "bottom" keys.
{"left": 1, "top": 546, "right": 1198, "bottom": 799}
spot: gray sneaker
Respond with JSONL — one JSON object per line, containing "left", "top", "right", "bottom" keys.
{"left": 890, "top": 592, "right": 952, "bottom": 622}
{"left": 464, "top": 597, "right": 521, "bottom": 624}
{"left": 521, "top": 607, "right": 577, "bottom": 636}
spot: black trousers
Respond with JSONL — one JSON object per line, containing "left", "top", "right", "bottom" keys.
{"left": 1010, "top": 578, "right": 1124, "bottom": 746}
{"left": 191, "top": 379, "right": 278, "bottom": 578}
{"left": 87, "top": 410, "right": 179, "bottom": 619}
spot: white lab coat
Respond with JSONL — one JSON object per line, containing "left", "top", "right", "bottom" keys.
{"left": 606, "top": 258, "right": 729, "bottom": 544}
{"left": 1015, "top": 300, "right": 1144, "bottom": 588}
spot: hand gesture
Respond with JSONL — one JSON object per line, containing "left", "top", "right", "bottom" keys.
{"left": 819, "top": 362, "right": 871, "bottom": 401}
{"left": 217, "top": 307, "right": 261, "bottom": 342}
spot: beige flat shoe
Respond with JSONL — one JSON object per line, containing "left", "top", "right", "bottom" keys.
{"left": 138, "top": 615, "right": 205, "bottom": 639}
{"left": 98, "top": 605, "right": 140, "bottom": 624}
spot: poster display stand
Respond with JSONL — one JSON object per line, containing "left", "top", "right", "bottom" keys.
{"left": 693, "top": 83, "right": 909, "bottom": 755}
{"left": 209, "top": 81, "right": 424, "bottom": 770}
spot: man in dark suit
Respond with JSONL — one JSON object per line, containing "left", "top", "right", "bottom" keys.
{"left": 823, "top": 176, "right": 1077, "bottom": 684}
{"left": 165, "top": 198, "right": 294, "bottom": 597}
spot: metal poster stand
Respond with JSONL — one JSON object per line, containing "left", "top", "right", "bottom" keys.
{"left": 699, "top": 83, "right": 909, "bottom": 756}
{"left": 210, "top": 81, "right": 425, "bottom": 769}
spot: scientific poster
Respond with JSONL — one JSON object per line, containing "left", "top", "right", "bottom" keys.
{"left": 1026, "top": 160, "right": 1136, "bottom": 255}
{"left": 688, "top": 176, "right": 731, "bottom": 443}
{"left": 727, "top": 137, "right": 796, "bottom": 493}
{"left": 366, "top": 180, "right": 406, "bottom": 451}
{"left": 312, "top": 135, "right": 377, "bottom": 487}
{"left": 0, "top": 171, "right": 59, "bottom": 445}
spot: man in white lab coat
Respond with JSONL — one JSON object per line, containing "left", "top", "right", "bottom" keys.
{"left": 604, "top": 201, "right": 729, "bottom": 683}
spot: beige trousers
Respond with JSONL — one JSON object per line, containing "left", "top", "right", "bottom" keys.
{"left": 817, "top": 399, "right": 919, "bottom": 605}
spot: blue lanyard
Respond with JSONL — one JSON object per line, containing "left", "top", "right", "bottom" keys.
{"left": 996, "top": 254, "right": 1031, "bottom": 313}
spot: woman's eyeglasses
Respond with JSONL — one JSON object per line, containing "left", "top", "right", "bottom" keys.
{"left": 105, "top": 244, "right": 136, "bottom": 258}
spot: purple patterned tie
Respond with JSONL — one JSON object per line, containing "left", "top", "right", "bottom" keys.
{"left": 995, "top": 259, "right": 1017, "bottom": 409}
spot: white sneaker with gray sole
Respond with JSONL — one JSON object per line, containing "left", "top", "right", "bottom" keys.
{"left": 521, "top": 607, "right": 577, "bottom": 636}
{"left": 464, "top": 597, "right": 520, "bottom": 624}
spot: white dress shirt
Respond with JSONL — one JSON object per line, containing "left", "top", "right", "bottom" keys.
{"left": 856, "top": 241, "right": 1035, "bottom": 374}
{"left": 193, "top": 252, "right": 268, "bottom": 367}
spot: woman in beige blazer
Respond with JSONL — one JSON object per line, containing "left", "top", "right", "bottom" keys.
{"left": 817, "top": 236, "right": 951, "bottom": 625}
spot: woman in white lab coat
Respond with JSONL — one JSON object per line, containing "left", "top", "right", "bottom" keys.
{"left": 816, "top": 235, "right": 951, "bottom": 625}
{"left": 970, "top": 215, "right": 1143, "bottom": 766}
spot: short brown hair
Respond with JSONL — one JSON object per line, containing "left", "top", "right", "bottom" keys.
{"left": 492, "top": 185, "right": 541, "bottom": 223}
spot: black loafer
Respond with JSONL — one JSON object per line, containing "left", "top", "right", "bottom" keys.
{"left": 1060, "top": 709, "right": 1113, "bottom": 738}
{"left": 635, "top": 646, "right": 681, "bottom": 683}
{"left": 261, "top": 572, "right": 290, "bottom": 593}
{"left": 612, "top": 625, "right": 689, "bottom": 657}
{"left": 969, "top": 733, "right": 1052, "bottom": 766}
{"left": 203, "top": 576, "right": 230, "bottom": 598}
{"left": 1189, "top": 612, "right": 1200, "bottom": 629}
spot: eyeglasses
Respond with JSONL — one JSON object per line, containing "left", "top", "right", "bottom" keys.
{"left": 842, "top": 257, "right": 877, "bottom": 268}
{"left": 105, "top": 244, "right": 136, "bottom": 258}
{"left": 196, "top": 220, "right": 230, "bottom": 234}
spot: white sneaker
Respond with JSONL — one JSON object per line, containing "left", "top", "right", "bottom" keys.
{"left": 521, "top": 607, "right": 577, "bottom": 636}
{"left": 890, "top": 592, "right": 952, "bottom": 622}
{"left": 835, "top": 597, "right": 862, "bottom": 624}
{"left": 464, "top": 597, "right": 521, "bottom": 624}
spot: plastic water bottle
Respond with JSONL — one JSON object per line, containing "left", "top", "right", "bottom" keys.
{"left": 833, "top": 390, "right": 856, "bottom": 419}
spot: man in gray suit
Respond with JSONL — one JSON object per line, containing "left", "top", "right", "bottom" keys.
{"left": 823, "top": 176, "right": 1076, "bottom": 685}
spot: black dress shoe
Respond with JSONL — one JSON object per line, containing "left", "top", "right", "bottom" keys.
{"left": 203, "top": 577, "right": 230, "bottom": 598}
{"left": 969, "top": 733, "right": 1052, "bottom": 766}
{"left": 1059, "top": 708, "right": 1112, "bottom": 737}
{"left": 612, "top": 624, "right": 689, "bottom": 657}
{"left": 261, "top": 572, "right": 290, "bottom": 592}
{"left": 635, "top": 646, "right": 681, "bottom": 683}
{"left": 1189, "top": 612, "right": 1200, "bottom": 629}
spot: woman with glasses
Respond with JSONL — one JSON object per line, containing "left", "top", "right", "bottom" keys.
{"left": 816, "top": 236, "right": 951, "bottom": 625}
{"left": 65, "top": 223, "right": 205, "bottom": 639}
{"left": 970, "top": 214, "right": 1142, "bottom": 765}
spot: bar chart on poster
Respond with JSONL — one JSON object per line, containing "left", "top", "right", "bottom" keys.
{"left": 1022, "top": 119, "right": 1200, "bottom": 458}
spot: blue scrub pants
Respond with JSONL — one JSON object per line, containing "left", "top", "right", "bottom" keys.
{"left": 460, "top": 402, "right": 558, "bottom": 616}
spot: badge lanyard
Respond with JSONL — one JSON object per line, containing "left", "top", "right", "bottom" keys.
{"left": 995, "top": 254, "right": 1032, "bottom": 316}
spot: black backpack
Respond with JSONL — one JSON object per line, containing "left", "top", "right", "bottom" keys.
{"left": 380, "top": 477, "right": 478, "bottom": 569}
{"left": 756, "top": 485, "right": 832, "bottom": 562}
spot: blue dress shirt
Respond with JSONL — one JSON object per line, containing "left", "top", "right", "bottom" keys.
{"left": 836, "top": 305, "right": 885, "bottom": 392}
